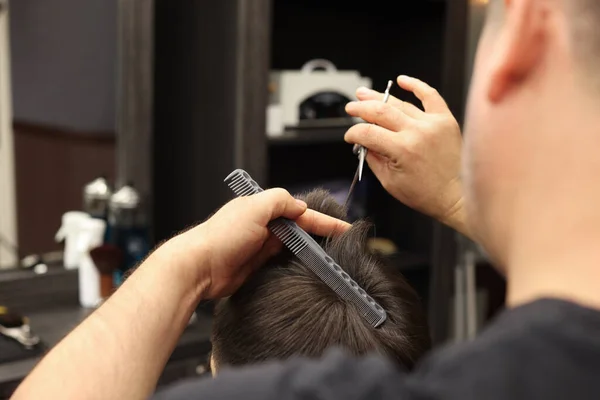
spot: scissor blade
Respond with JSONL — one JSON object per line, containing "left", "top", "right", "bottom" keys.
{"left": 358, "top": 148, "right": 366, "bottom": 181}
{"left": 352, "top": 80, "right": 392, "bottom": 184}
{"left": 344, "top": 164, "right": 360, "bottom": 208}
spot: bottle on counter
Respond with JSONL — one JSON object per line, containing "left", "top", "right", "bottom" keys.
{"left": 55, "top": 211, "right": 91, "bottom": 270}
{"left": 83, "top": 176, "right": 112, "bottom": 220}
{"left": 107, "top": 183, "right": 150, "bottom": 286}
{"left": 76, "top": 217, "right": 107, "bottom": 308}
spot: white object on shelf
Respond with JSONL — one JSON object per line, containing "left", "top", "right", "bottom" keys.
{"left": 0, "top": 1, "right": 18, "bottom": 269}
{"left": 55, "top": 211, "right": 92, "bottom": 269}
{"left": 270, "top": 59, "right": 372, "bottom": 129}
{"left": 76, "top": 217, "right": 106, "bottom": 308}
{"left": 266, "top": 104, "right": 284, "bottom": 137}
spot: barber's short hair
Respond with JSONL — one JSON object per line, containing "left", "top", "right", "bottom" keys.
{"left": 488, "top": 0, "right": 600, "bottom": 88}
{"left": 211, "top": 189, "right": 431, "bottom": 371}
{"left": 567, "top": 0, "right": 600, "bottom": 82}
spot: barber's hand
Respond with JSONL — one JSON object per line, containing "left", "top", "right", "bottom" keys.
{"left": 162, "top": 189, "right": 351, "bottom": 299}
{"left": 344, "top": 75, "right": 468, "bottom": 236}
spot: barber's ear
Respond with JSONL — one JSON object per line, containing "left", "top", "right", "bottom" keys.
{"left": 488, "top": 0, "right": 547, "bottom": 102}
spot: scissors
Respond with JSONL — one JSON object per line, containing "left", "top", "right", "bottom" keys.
{"left": 345, "top": 80, "right": 393, "bottom": 207}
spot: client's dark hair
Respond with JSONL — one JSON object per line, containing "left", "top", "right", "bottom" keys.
{"left": 211, "top": 189, "right": 431, "bottom": 370}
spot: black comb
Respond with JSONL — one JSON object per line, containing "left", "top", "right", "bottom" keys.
{"left": 224, "top": 169, "right": 387, "bottom": 328}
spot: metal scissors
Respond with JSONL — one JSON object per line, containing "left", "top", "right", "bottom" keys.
{"left": 345, "top": 80, "right": 393, "bottom": 207}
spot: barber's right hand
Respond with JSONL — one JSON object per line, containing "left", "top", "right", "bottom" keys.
{"left": 344, "top": 75, "right": 468, "bottom": 237}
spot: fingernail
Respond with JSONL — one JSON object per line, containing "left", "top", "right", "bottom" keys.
{"left": 356, "top": 86, "right": 372, "bottom": 96}
{"left": 295, "top": 199, "right": 307, "bottom": 209}
{"left": 345, "top": 101, "right": 357, "bottom": 111}
{"left": 398, "top": 75, "right": 412, "bottom": 83}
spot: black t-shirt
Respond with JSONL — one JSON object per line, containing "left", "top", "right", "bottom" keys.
{"left": 153, "top": 299, "right": 600, "bottom": 399}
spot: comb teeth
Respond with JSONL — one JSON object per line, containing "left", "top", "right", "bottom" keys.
{"left": 224, "top": 169, "right": 387, "bottom": 328}
{"left": 268, "top": 221, "right": 307, "bottom": 254}
{"left": 225, "top": 170, "right": 263, "bottom": 197}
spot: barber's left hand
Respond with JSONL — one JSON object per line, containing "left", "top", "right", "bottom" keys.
{"left": 157, "top": 188, "right": 351, "bottom": 299}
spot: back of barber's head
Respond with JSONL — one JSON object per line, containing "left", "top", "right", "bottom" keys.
{"left": 211, "top": 189, "right": 431, "bottom": 372}
{"left": 464, "top": 0, "right": 600, "bottom": 269}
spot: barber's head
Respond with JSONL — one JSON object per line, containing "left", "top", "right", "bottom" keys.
{"left": 210, "top": 190, "right": 431, "bottom": 373}
{"left": 464, "top": 0, "right": 600, "bottom": 267}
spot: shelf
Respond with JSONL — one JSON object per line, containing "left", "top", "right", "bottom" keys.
{"left": 267, "top": 127, "right": 350, "bottom": 146}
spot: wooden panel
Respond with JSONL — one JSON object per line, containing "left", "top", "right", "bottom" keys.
{"left": 13, "top": 122, "right": 115, "bottom": 257}
{"left": 234, "top": 0, "right": 271, "bottom": 183}
{"left": 116, "top": 0, "right": 154, "bottom": 206}
{"left": 152, "top": 1, "right": 271, "bottom": 242}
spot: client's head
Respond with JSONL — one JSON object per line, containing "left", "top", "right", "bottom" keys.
{"left": 211, "top": 189, "right": 431, "bottom": 372}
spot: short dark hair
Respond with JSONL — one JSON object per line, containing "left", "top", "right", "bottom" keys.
{"left": 211, "top": 189, "right": 431, "bottom": 370}
{"left": 567, "top": 0, "right": 600, "bottom": 82}
{"left": 488, "top": 0, "right": 600, "bottom": 89}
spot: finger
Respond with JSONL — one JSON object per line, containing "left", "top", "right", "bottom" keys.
{"left": 247, "top": 188, "right": 308, "bottom": 224}
{"left": 295, "top": 209, "right": 351, "bottom": 237}
{"left": 397, "top": 75, "right": 449, "bottom": 114}
{"left": 355, "top": 86, "right": 405, "bottom": 108}
{"left": 245, "top": 210, "right": 349, "bottom": 273}
{"left": 345, "top": 100, "right": 409, "bottom": 131}
{"left": 344, "top": 123, "right": 399, "bottom": 159}
{"left": 355, "top": 87, "right": 424, "bottom": 119}
{"left": 399, "top": 102, "right": 424, "bottom": 119}
{"left": 245, "top": 234, "right": 283, "bottom": 273}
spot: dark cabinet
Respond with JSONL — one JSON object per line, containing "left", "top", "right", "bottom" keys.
{"left": 149, "top": 0, "right": 468, "bottom": 344}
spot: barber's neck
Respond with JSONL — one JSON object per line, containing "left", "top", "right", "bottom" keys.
{"left": 507, "top": 227, "right": 600, "bottom": 310}
{"left": 505, "top": 103, "right": 600, "bottom": 311}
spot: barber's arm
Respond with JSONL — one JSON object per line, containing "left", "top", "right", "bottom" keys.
{"left": 345, "top": 75, "right": 470, "bottom": 239}
{"left": 11, "top": 189, "right": 350, "bottom": 400}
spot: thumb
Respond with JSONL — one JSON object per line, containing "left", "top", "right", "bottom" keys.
{"left": 250, "top": 188, "right": 308, "bottom": 224}
{"left": 366, "top": 151, "right": 393, "bottom": 183}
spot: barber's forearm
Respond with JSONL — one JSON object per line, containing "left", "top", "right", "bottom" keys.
{"left": 12, "top": 240, "right": 206, "bottom": 400}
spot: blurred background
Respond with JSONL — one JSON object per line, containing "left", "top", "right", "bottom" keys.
{"left": 0, "top": 0, "right": 500, "bottom": 396}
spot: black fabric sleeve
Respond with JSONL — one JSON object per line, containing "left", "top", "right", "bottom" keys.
{"left": 152, "top": 300, "right": 600, "bottom": 400}
{"left": 152, "top": 349, "right": 410, "bottom": 400}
